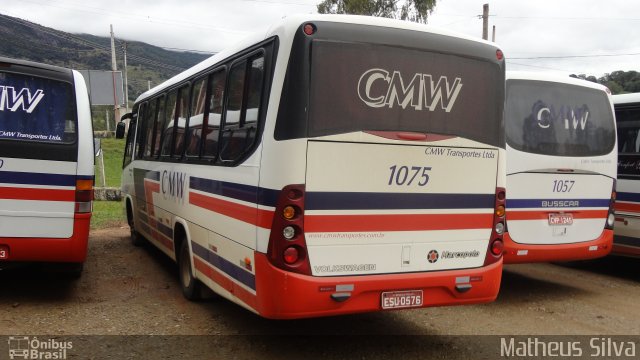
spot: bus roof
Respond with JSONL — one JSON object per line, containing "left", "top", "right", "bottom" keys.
{"left": 135, "top": 14, "right": 500, "bottom": 103}
{"left": 506, "top": 71, "right": 610, "bottom": 93}
{"left": 612, "top": 92, "right": 640, "bottom": 105}
{"left": 0, "top": 56, "right": 73, "bottom": 77}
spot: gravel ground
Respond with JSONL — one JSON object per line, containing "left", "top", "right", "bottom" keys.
{"left": 0, "top": 226, "right": 638, "bottom": 359}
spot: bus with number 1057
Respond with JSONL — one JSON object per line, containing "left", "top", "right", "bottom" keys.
{"left": 503, "top": 72, "right": 617, "bottom": 263}
{"left": 118, "top": 14, "right": 507, "bottom": 319}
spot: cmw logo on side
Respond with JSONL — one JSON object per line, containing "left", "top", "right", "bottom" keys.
{"left": 357, "top": 68, "right": 463, "bottom": 112}
{"left": 0, "top": 86, "right": 45, "bottom": 114}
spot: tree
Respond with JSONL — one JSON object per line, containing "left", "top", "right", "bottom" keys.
{"left": 317, "top": 0, "right": 437, "bottom": 24}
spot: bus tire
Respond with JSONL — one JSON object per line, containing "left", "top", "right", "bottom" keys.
{"left": 126, "top": 201, "right": 144, "bottom": 247}
{"left": 178, "top": 239, "right": 201, "bottom": 301}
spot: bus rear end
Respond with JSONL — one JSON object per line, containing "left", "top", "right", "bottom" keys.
{"left": 255, "top": 17, "right": 505, "bottom": 319}
{"left": 0, "top": 57, "right": 93, "bottom": 273}
{"left": 503, "top": 73, "right": 617, "bottom": 263}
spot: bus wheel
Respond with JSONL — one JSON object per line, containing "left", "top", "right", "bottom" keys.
{"left": 178, "top": 240, "right": 201, "bottom": 301}
{"left": 126, "top": 202, "right": 144, "bottom": 247}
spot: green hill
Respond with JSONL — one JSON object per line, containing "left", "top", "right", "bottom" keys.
{"left": 0, "top": 13, "right": 210, "bottom": 108}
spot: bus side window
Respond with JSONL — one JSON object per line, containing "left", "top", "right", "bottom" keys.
{"left": 123, "top": 119, "right": 136, "bottom": 168}
{"left": 160, "top": 90, "right": 178, "bottom": 156}
{"left": 203, "top": 69, "right": 226, "bottom": 160}
{"left": 143, "top": 99, "right": 158, "bottom": 158}
{"left": 185, "top": 77, "right": 209, "bottom": 158}
{"left": 152, "top": 96, "right": 166, "bottom": 158}
{"left": 134, "top": 103, "right": 147, "bottom": 158}
{"left": 219, "top": 54, "right": 264, "bottom": 164}
{"left": 173, "top": 85, "right": 191, "bottom": 158}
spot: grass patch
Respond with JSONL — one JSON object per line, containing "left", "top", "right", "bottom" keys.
{"left": 95, "top": 137, "right": 125, "bottom": 188}
{"left": 92, "top": 200, "right": 126, "bottom": 230}
{"left": 92, "top": 138, "right": 126, "bottom": 230}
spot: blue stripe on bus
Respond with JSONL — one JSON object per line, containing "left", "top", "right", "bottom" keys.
{"left": 191, "top": 241, "right": 256, "bottom": 291}
{"left": 506, "top": 199, "right": 610, "bottom": 209}
{"left": 614, "top": 235, "right": 640, "bottom": 247}
{"left": 138, "top": 221, "right": 151, "bottom": 235}
{"left": 156, "top": 221, "right": 173, "bottom": 239}
{"left": 617, "top": 192, "right": 640, "bottom": 203}
{"left": 0, "top": 170, "right": 77, "bottom": 186}
{"left": 305, "top": 192, "right": 495, "bottom": 211}
{"left": 189, "top": 176, "right": 279, "bottom": 207}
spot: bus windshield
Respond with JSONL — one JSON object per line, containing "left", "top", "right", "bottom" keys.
{"left": 0, "top": 71, "right": 77, "bottom": 144}
{"left": 506, "top": 80, "right": 615, "bottom": 157}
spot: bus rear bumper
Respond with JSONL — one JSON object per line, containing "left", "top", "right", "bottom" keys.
{"left": 253, "top": 253, "right": 502, "bottom": 319}
{"left": 0, "top": 213, "right": 91, "bottom": 263}
{"left": 503, "top": 229, "right": 613, "bottom": 264}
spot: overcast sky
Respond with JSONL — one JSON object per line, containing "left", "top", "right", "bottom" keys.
{"left": 2, "top": 0, "right": 639, "bottom": 77}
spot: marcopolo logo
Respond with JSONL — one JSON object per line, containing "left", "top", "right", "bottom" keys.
{"left": 7, "top": 336, "right": 72, "bottom": 360}
{"left": 357, "top": 68, "right": 463, "bottom": 113}
{"left": 427, "top": 250, "right": 439, "bottom": 263}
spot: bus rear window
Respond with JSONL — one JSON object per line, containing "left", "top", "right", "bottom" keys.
{"left": 506, "top": 80, "right": 615, "bottom": 157}
{"left": 0, "top": 71, "right": 77, "bottom": 144}
{"left": 307, "top": 40, "right": 503, "bottom": 147}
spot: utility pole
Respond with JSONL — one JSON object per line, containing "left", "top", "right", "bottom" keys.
{"left": 122, "top": 41, "right": 129, "bottom": 112}
{"left": 492, "top": 25, "right": 496, "bottom": 42}
{"left": 109, "top": 24, "right": 119, "bottom": 132}
{"left": 482, "top": 3, "right": 489, "bottom": 40}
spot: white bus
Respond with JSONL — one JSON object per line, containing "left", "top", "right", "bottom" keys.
{"left": 503, "top": 72, "right": 617, "bottom": 263}
{"left": 118, "top": 14, "right": 507, "bottom": 319}
{"left": 0, "top": 57, "right": 94, "bottom": 276}
{"left": 613, "top": 92, "right": 640, "bottom": 257}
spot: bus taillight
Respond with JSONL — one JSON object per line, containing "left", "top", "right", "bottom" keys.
{"left": 267, "top": 184, "right": 311, "bottom": 275}
{"left": 75, "top": 178, "right": 94, "bottom": 213}
{"left": 485, "top": 187, "right": 506, "bottom": 265}
{"left": 606, "top": 181, "right": 616, "bottom": 230}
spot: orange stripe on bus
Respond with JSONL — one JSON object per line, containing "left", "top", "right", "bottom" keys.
{"left": 0, "top": 187, "right": 75, "bottom": 201}
{"left": 189, "top": 192, "right": 274, "bottom": 228}
{"left": 615, "top": 202, "right": 640, "bottom": 213}
{"left": 193, "top": 256, "right": 257, "bottom": 309}
{"left": 305, "top": 213, "right": 493, "bottom": 232}
{"left": 507, "top": 210, "right": 608, "bottom": 221}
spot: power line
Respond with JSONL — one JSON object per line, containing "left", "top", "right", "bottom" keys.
{"left": 510, "top": 52, "right": 640, "bottom": 60}
{"left": 0, "top": 13, "right": 186, "bottom": 72}
{"left": 495, "top": 15, "right": 640, "bottom": 21}
{"left": 508, "top": 62, "right": 575, "bottom": 72}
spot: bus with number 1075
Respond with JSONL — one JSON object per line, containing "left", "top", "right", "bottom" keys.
{"left": 118, "top": 14, "right": 507, "bottom": 319}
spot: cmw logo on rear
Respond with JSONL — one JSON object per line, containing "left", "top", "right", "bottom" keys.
{"left": 358, "top": 68, "right": 463, "bottom": 112}
{"left": 535, "top": 103, "right": 590, "bottom": 130}
{"left": 0, "top": 86, "right": 45, "bottom": 114}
